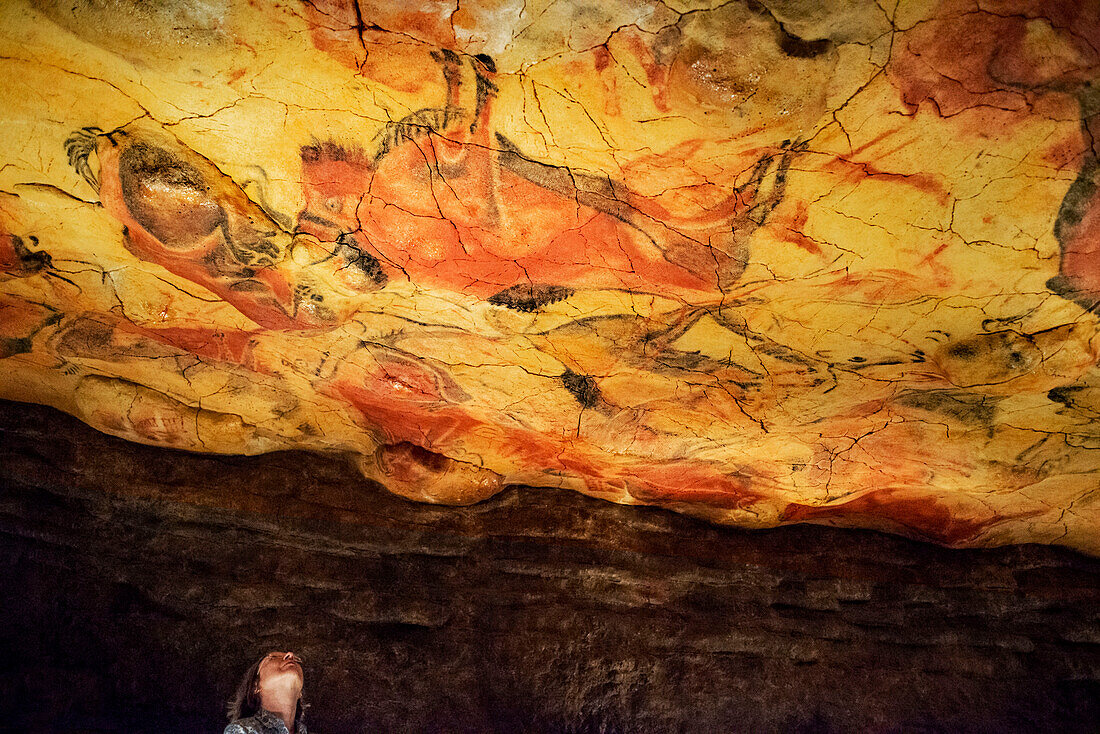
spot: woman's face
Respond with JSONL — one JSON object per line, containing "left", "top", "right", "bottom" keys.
{"left": 256, "top": 651, "right": 304, "bottom": 698}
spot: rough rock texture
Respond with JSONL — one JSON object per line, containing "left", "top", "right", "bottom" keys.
{"left": 0, "top": 0, "right": 1099, "bottom": 552}
{"left": 2, "top": 400, "right": 1099, "bottom": 732}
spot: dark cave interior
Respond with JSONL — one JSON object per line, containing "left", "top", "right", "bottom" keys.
{"left": 2, "top": 400, "right": 1098, "bottom": 733}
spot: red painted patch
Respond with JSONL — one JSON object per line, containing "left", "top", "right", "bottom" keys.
{"left": 0, "top": 232, "right": 18, "bottom": 273}
{"left": 1054, "top": 168, "right": 1100, "bottom": 302}
{"left": 1042, "top": 137, "right": 1086, "bottom": 171}
{"left": 626, "top": 463, "right": 761, "bottom": 510}
{"left": 132, "top": 326, "right": 259, "bottom": 370}
{"left": 330, "top": 350, "right": 766, "bottom": 514}
{"left": 621, "top": 31, "right": 671, "bottom": 113}
{"left": 300, "top": 0, "right": 366, "bottom": 70}
{"left": 0, "top": 294, "right": 58, "bottom": 345}
{"left": 297, "top": 129, "right": 779, "bottom": 301}
{"left": 593, "top": 45, "right": 611, "bottom": 73}
{"left": 301, "top": 0, "right": 458, "bottom": 93}
{"left": 772, "top": 200, "right": 822, "bottom": 255}
{"left": 888, "top": 0, "right": 1100, "bottom": 121}
{"left": 95, "top": 138, "right": 332, "bottom": 331}
{"left": 779, "top": 489, "right": 1034, "bottom": 546}
{"left": 823, "top": 156, "right": 950, "bottom": 205}
{"left": 824, "top": 270, "right": 932, "bottom": 304}
{"left": 336, "top": 379, "right": 482, "bottom": 448}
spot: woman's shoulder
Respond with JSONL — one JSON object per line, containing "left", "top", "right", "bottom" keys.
{"left": 223, "top": 711, "right": 303, "bottom": 733}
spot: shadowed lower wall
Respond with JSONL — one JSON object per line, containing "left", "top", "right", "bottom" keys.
{"left": 1, "top": 399, "right": 1099, "bottom": 733}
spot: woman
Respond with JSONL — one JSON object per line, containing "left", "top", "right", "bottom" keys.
{"left": 225, "top": 651, "right": 308, "bottom": 734}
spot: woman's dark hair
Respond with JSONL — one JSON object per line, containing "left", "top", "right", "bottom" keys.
{"left": 227, "top": 652, "right": 307, "bottom": 724}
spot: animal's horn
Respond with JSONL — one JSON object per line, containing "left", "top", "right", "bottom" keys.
{"left": 64, "top": 126, "right": 103, "bottom": 192}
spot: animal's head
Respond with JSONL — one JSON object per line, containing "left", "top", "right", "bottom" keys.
{"left": 298, "top": 141, "right": 374, "bottom": 239}
{"left": 66, "top": 123, "right": 371, "bottom": 331}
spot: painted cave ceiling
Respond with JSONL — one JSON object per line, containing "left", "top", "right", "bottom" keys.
{"left": 0, "top": 0, "right": 1098, "bottom": 554}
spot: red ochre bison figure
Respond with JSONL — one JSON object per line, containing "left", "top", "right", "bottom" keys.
{"left": 67, "top": 51, "right": 799, "bottom": 330}
{"left": 295, "top": 52, "right": 800, "bottom": 310}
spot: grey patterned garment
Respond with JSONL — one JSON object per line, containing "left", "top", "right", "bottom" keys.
{"left": 224, "top": 707, "right": 307, "bottom": 734}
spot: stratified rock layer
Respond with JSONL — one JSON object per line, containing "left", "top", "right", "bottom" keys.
{"left": 2, "top": 401, "right": 1099, "bottom": 731}
{"left": 0, "top": 0, "right": 1098, "bottom": 551}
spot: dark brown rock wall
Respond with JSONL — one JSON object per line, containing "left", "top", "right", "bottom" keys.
{"left": 1, "top": 400, "right": 1098, "bottom": 733}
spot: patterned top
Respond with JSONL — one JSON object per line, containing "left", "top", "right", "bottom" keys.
{"left": 224, "top": 708, "right": 307, "bottom": 734}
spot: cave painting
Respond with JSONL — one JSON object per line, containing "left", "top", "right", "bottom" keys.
{"left": 1, "top": 0, "right": 1099, "bottom": 555}
{"left": 295, "top": 51, "right": 798, "bottom": 304}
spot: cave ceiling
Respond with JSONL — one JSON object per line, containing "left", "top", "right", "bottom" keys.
{"left": 0, "top": 0, "right": 1098, "bottom": 554}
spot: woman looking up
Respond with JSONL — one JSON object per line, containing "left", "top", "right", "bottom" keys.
{"left": 225, "top": 651, "right": 307, "bottom": 734}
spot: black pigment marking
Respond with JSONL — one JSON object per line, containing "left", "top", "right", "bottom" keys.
{"left": 432, "top": 48, "right": 461, "bottom": 65}
{"left": 0, "top": 336, "right": 32, "bottom": 359}
{"left": 299, "top": 211, "right": 341, "bottom": 230}
{"left": 471, "top": 56, "right": 498, "bottom": 133}
{"left": 0, "top": 306, "right": 65, "bottom": 359}
{"left": 741, "top": 139, "right": 804, "bottom": 229}
{"left": 1047, "top": 385, "right": 1086, "bottom": 407}
{"left": 434, "top": 48, "right": 464, "bottom": 105}
{"left": 561, "top": 369, "right": 601, "bottom": 409}
{"left": 222, "top": 225, "right": 281, "bottom": 269}
{"left": 370, "top": 49, "right": 476, "bottom": 162}
{"left": 301, "top": 140, "right": 370, "bottom": 166}
{"left": 7, "top": 235, "right": 51, "bottom": 276}
{"left": 118, "top": 141, "right": 228, "bottom": 251}
{"left": 120, "top": 141, "right": 207, "bottom": 192}
{"left": 495, "top": 134, "right": 641, "bottom": 228}
{"left": 292, "top": 282, "right": 337, "bottom": 322}
{"left": 652, "top": 350, "right": 709, "bottom": 372}
{"left": 1047, "top": 275, "right": 1100, "bottom": 314}
{"left": 778, "top": 32, "right": 832, "bottom": 58}
{"left": 225, "top": 279, "right": 269, "bottom": 293}
{"left": 53, "top": 318, "right": 124, "bottom": 360}
{"left": 64, "top": 126, "right": 103, "bottom": 191}
{"left": 371, "top": 107, "right": 464, "bottom": 163}
{"left": 743, "top": 0, "right": 832, "bottom": 59}
{"left": 944, "top": 332, "right": 1040, "bottom": 377}
{"left": 947, "top": 342, "right": 979, "bottom": 360}
{"left": 1053, "top": 158, "right": 1096, "bottom": 246}
{"left": 335, "top": 233, "right": 388, "bottom": 288}
{"left": 1048, "top": 82, "right": 1100, "bottom": 311}
{"left": 487, "top": 283, "right": 573, "bottom": 312}
{"left": 474, "top": 54, "right": 497, "bottom": 74}
{"left": 295, "top": 283, "right": 325, "bottom": 304}
{"left": 896, "top": 390, "right": 998, "bottom": 427}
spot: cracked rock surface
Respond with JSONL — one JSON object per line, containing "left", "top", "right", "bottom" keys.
{"left": 0, "top": 0, "right": 1098, "bottom": 552}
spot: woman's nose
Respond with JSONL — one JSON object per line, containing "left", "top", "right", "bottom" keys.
{"left": 283, "top": 652, "right": 294, "bottom": 661}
